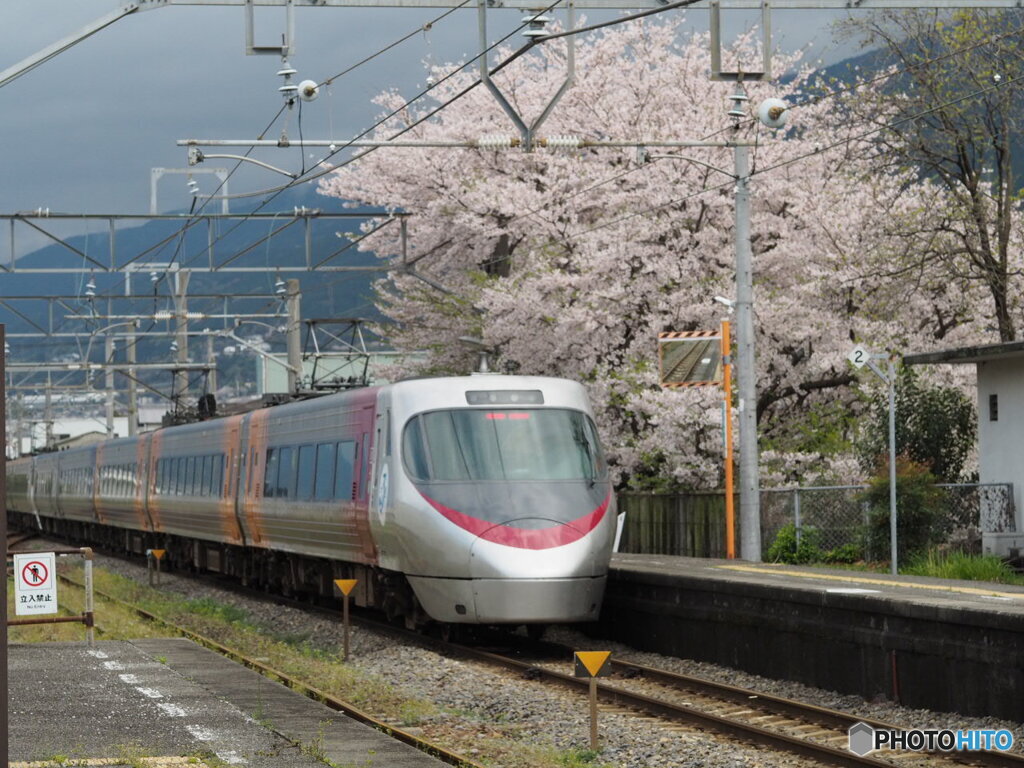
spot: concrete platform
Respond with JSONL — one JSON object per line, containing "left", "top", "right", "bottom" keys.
{"left": 600, "top": 554, "right": 1024, "bottom": 720}
{"left": 9, "top": 639, "right": 449, "bottom": 768}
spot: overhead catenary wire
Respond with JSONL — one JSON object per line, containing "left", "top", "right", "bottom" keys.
{"left": 35, "top": 7, "right": 1024, "bottom": 368}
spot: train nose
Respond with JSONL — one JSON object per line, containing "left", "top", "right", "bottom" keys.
{"left": 467, "top": 517, "right": 606, "bottom": 623}
{"left": 468, "top": 517, "right": 600, "bottom": 579}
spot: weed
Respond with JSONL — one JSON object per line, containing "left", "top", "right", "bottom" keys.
{"left": 902, "top": 551, "right": 1024, "bottom": 585}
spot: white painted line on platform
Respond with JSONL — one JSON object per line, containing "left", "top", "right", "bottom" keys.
{"left": 718, "top": 564, "right": 1024, "bottom": 600}
{"left": 102, "top": 660, "right": 125, "bottom": 671}
{"left": 135, "top": 686, "right": 164, "bottom": 698}
{"left": 825, "top": 588, "right": 881, "bottom": 595}
{"left": 119, "top": 673, "right": 141, "bottom": 684}
{"left": 215, "top": 750, "right": 248, "bottom": 764}
{"left": 87, "top": 649, "right": 109, "bottom": 658}
{"left": 157, "top": 702, "right": 188, "bottom": 717}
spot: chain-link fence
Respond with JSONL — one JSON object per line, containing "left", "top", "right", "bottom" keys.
{"left": 618, "top": 484, "right": 1016, "bottom": 559}
{"left": 761, "top": 483, "right": 1016, "bottom": 561}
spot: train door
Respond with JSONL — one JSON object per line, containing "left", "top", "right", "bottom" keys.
{"left": 225, "top": 415, "right": 247, "bottom": 546}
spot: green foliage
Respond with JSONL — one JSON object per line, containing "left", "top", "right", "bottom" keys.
{"left": 902, "top": 551, "right": 1024, "bottom": 585}
{"left": 766, "top": 524, "right": 823, "bottom": 564}
{"left": 185, "top": 596, "right": 252, "bottom": 626}
{"left": 763, "top": 399, "right": 856, "bottom": 456}
{"left": 555, "top": 748, "right": 609, "bottom": 767}
{"left": 857, "top": 367, "right": 975, "bottom": 482}
{"left": 861, "top": 458, "right": 946, "bottom": 562}
{"left": 820, "top": 543, "right": 863, "bottom": 564}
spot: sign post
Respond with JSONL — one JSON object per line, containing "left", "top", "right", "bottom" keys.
{"left": 14, "top": 552, "right": 58, "bottom": 616}
{"left": 573, "top": 651, "right": 612, "bottom": 750}
{"left": 334, "top": 579, "right": 358, "bottom": 660}
{"left": 147, "top": 549, "right": 166, "bottom": 586}
{"left": 658, "top": 328, "right": 735, "bottom": 558}
{"left": 849, "top": 345, "right": 900, "bottom": 575}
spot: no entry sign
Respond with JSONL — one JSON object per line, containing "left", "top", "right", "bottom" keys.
{"left": 13, "top": 552, "right": 58, "bottom": 616}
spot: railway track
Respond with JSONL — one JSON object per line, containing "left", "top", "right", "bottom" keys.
{"left": 379, "top": 629, "right": 1024, "bottom": 768}
{"left": 45, "top": 546, "right": 1024, "bottom": 768}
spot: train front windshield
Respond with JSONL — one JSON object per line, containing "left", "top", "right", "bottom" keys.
{"left": 403, "top": 409, "right": 607, "bottom": 483}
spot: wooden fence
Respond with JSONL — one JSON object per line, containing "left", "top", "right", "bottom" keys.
{"left": 617, "top": 491, "right": 732, "bottom": 558}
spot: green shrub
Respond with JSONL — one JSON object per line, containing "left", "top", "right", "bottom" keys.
{"left": 766, "top": 524, "right": 823, "bottom": 564}
{"left": 821, "top": 543, "right": 863, "bottom": 564}
{"left": 861, "top": 458, "right": 945, "bottom": 563}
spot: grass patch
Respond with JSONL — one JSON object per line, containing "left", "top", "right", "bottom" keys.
{"left": 901, "top": 551, "right": 1024, "bottom": 585}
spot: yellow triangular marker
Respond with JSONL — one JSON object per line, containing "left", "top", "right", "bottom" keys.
{"left": 575, "top": 651, "right": 611, "bottom": 678}
{"left": 334, "top": 579, "right": 358, "bottom": 596}
{"left": 150, "top": 549, "right": 166, "bottom": 560}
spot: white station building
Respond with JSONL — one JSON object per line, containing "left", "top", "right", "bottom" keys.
{"left": 905, "top": 340, "right": 1024, "bottom": 557}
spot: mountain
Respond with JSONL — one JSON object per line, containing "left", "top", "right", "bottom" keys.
{"left": 3, "top": 185, "right": 392, "bottom": 364}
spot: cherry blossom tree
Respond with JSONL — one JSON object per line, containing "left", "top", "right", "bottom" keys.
{"left": 319, "top": 16, "right": 1007, "bottom": 489}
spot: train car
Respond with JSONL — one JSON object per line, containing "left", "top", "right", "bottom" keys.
{"left": 6, "top": 374, "right": 618, "bottom": 629}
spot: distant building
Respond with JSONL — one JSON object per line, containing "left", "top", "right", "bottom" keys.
{"left": 53, "top": 431, "right": 108, "bottom": 451}
{"left": 905, "top": 341, "right": 1024, "bottom": 557}
{"left": 13, "top": 416, "right": 130, "bottom": 457}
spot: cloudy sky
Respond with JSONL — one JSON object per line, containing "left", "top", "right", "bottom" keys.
{"left": 1, "top": 1, "right": 863, "bottom": 224}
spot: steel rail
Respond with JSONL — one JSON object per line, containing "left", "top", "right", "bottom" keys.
{"left": 55, "top": 574, "right": 485, "bottom": 768}
{"left": 599, "top": 656, "right": 1024, "bottom": 768}
{"left": 434, "top": 641, "right": 894, "bottom": 768}
{"left": 348, "top": 617, "right": 1024, "bottom": 768}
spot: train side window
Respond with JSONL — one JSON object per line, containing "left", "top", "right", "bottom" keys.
{"left": 185, "top": 456, "right": 196, "bottom": 496}
{"left": 314, "top": 443, "right": 336, "bottom": 501}
{"left": 201, "top": 455, "right": 213, "bottom": 497}
{"left": 334, "top": 441, "right": 356, "bottom": 501}
{"left": 264, "top": 448, "right": 279, "bottom": 498}
{"left": 214, "top": 455, "right": 224, "bottom": 497}
{"left": 278, "top": 446, "right": 296, "bottom": 499}
{"left": 296, "top": 444, "right": 315, "bottom": 500}
{"left": 403, "top": 417, "right": 430, "bottom": 480}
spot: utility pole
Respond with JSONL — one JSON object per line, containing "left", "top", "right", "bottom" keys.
{"left": 286, "top": 279, "right": 302, "bottom": 394}
{"left": 733, "top": 139, "right": 761, "bottom": 562}
{"left": 44, "top": 373, "right": 54, "bottom": 450}
{"left": 206, "top": 333, "right": 218, "bottom": 396}
{"left": 104, "top": 336, "right": 116, "bottom": 438}
{"left": 126, "top": 326, "right": 138, "bottom": 437}
{"left": 173, "top": 270, "right": 191, "bottom": 405}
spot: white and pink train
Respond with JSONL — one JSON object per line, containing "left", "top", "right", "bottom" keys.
{"left": 6, "top": 375, "right": 618, "bottom": 630}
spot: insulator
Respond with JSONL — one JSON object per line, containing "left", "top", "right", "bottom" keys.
{"left": 279, "top": 84, "right": 299, "bottom": 93}
{"left": 546, "top": 135, "right": 582, "bottom": 150}
{"left": 521, "top": 11, "right": 551, "bottom": 39}
{"left": 276, "top": 67, "right": 298, "bottom": 77}
{"left": 477, "top": 134, "right": 514, "bottom": 150}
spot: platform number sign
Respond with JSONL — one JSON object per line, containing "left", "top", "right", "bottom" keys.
{"left": 848, "top": 345, "right": 869, "bottom": 369}
{"left": 14, "top": 552, "right": 58, "bottom": 616}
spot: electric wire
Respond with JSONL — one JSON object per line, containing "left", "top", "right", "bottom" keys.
{"left": 571, "top": 70, "right": 1024, "bottom": 239}
{"left": 15, "top": 10, "right": 1024, "bottom": 399}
